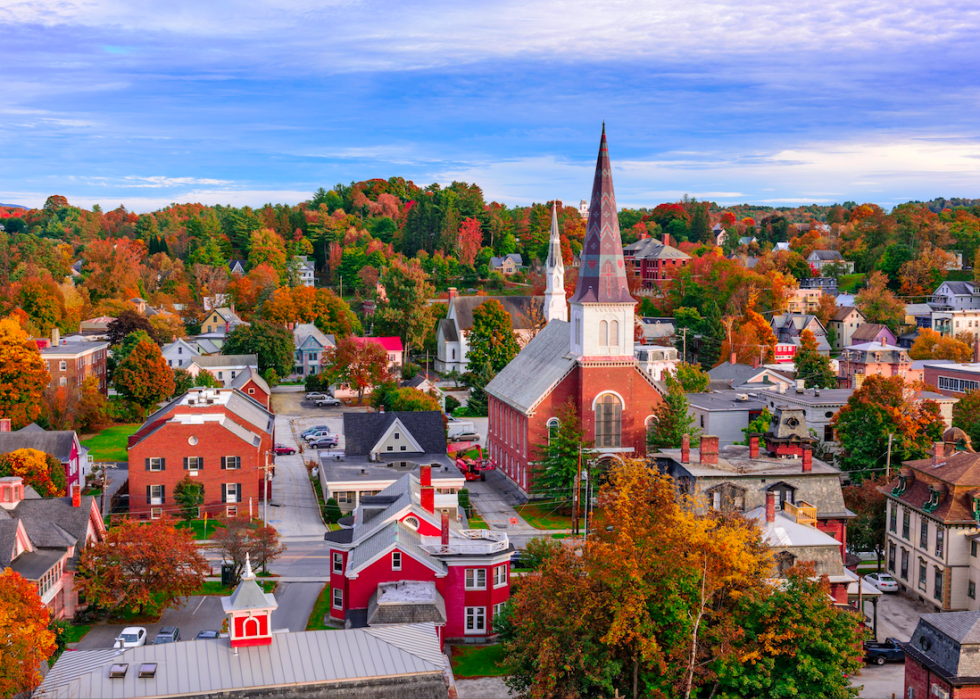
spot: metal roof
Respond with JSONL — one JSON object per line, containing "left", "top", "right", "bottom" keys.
{"left": 189, "top": 354, "right": 257, "bottom": 368}
{"left": 484, "top": 320, "right": 577, "bottom": 414}
{"left": 36, "top": 624, "right": 446, "bottom": 699}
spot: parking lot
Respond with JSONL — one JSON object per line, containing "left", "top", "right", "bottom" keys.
{"left": 74, "top": 596, "right": 227, "bottom": 650}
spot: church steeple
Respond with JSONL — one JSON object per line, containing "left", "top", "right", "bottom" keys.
{"left": 568, "top": 127, "right": 635, "bottom": 359}
{"left": 544, "top": 202, "right": 567, "bottom": 323}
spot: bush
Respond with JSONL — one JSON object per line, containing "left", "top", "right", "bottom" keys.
{"left": 522, "top": 536, "right": 562, "bottom": 571}
{"left": 444, "top": 395, "right": 461, "bottom": 415}
{"left": 458, "top": 488, "right": 471, "bottom": 517}
{"left": 325, "top": 497, "right": 342, "bottom": 523}
{"left": 263, "top": 368, "right": 280, "bottom": 388}
{"left": 402, "top": 363, "right": 420, "bottom": 380}
{"left": 305, "top": 373, "right": 329, "bottom": 393}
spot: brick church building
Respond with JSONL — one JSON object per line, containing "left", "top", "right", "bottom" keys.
{"left": 486, "top": 127, "right": 666, "bottom": 494}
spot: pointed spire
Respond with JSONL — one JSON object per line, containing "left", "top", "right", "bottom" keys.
{"left": 569, "top": 125, "right": 634, "bottom": 305}
{"left": 244, "top": 552, "right": 254, "bottom": 580}
{"left": 547, "top": 202, "right": 563, "bottom": 273}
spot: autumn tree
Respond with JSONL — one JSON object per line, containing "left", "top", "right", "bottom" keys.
{"left": 843, "top": 476, "right": 889, "bottom": 571}
{"left": 173, "top": 475, "right": 205, "bottom": 523}
{"left": 370, "top": 382, "right": 442, "bottom": 412}
{"left": 148, "top": 313, "right": 187, "bottom": 344}
{"left": 106, "top": 309, "right": 154, "bottom": 347}
{"left": 909, "top": 328, "right": 973, "bottom": 362}
{"left": 374, "top": 258, "right": 437, "bottom": 357}
{"left": 113, "top": 337, "right": 176, "bottom": 416}
{"left": 458, "top": 217, "right": 484, "bottom": 267}
{"left": 222, "top": 320, "right": 295, "bottom": 378}
{"left": 793, "top": 329, "right": 836, "bottom": 388}
{"left": 82, "top": 236, "right": 144, "bottom": 301}
{"left": 647, "top": 375, "right": 700, "bottom": 450}
{"left": 953, "top": 390, "right": 980, "bottom": 449}
{"left": 0, "top": 448, "right": 65, "bottom": 496}
{"left": 855, "top": 271, "right": 906, "bottom": 334}
{"left": 0, "top": 569, "right": 57, "bottom": 697}
{"left": 247, "top": 228, "right": 287, "bottom": 274}
{"left": 673, "top": 362, "right": 710, "bottom": 392}
{"left": 720, "top": 293, "right": 778, "bottom": 365}
{"left": 466, "top": 299, "right": 521, "bottom": 375}
{"left": 832, "top": 375, "right": 945, "bottom": 477}
{"left": 76, "top": 374, "right": 110, "bottom": 432}
{"left": 213, "top": 518, "right": 286, "bottom": 582}
{"left": 77, "top": 516, "right": 210, "bottom": 615}
{"left": 0, "top": 318, "right": 50, "bottom": 429}
{"left": 321, "top": 336, "right": 390, "bottom": 403}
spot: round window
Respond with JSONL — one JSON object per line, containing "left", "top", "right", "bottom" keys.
{"left": 825, "top": 412, "right": 834, "bottom": 419}
{"left": 188, "top": 436, "right": 198, "bottom": 446}
{"left": 919, "top": 635, "right": 932, "bottom": 651}
{"left": 404, "top": 516, "right": 420, "bottom": 530}
{"left": 787, "top": 417, "right": 800, "bottom": 428}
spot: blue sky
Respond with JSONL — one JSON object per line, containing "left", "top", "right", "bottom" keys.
{"left": 2, "top": 0, "right": 979, "bottom": 212}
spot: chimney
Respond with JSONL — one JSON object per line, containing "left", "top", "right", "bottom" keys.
{"left": 700, "top": 435, "right": 719, "bottom": 466}
{"left": 441, "top": 510, "right": 450, "bottom": 547}
{"left": 681, "top": 434, "right": 690, "bottom": 463}
{"left": 420, "top": 464, "right": 432, "bottom": 487}
{"left": 933, "top": 442, "right": 946, "bottom": 467}
{"left": 802, "top": 445, "right": 813, "bottom": 472}
{"left": 662, "top": 232, "right": 673, "bottom": 248}
{"left": 795, "top": 379, "right": 805, "bottom": 394}
{"left": 225, "top": 321, "right": 230, "bottom": 333}
{"left": 448, "top": 287, "right": 458, "bottom": 303}
{"left": 51, "top": 328, "right": 60, "bottom": 347}
{"left": 730, "top": 352, "right": 737, "bottom": 366}
{"left": 230, "top": 302, "right": 235, "bottom": 315}
{"left": 749, "top": 434, "right": 759, "bottom": 459}
{"left": 766, "top": 491, "right": 776, "bottom": 523}
{"left": 778, "top": 382, "right": 787, "bottom": 394}
{"left": 0, "top": 419, "right": 10, "bottom": 432}
{"left": 753, "top": 356, "right": 760, "bottom": 369}
{"left": 421, "top": 485, "right": 434, "bottom": 514}
{"left": 72, "top": 484, "right": 81, "bottom": 508}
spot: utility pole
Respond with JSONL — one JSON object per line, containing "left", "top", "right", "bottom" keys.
{"left": 681, "top": 327, "right": 687, "bottom": 362}
{"left": 262, "top": 452, "right": 273, "bottom": 528}
{"left": 572, "top": 446, "right": 582, "bottom": 537}
{"left": 886, "top": 433, "right": 893, "bottom": 480}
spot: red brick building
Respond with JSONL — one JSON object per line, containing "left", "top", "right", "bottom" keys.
{"left": 622, "top": 233, "right": 691, "bottom": 290}
{"left": 229, "top": 366, "right": 271, "bottom": 409}
{"left": 35, "top": 329, "right": 109, "bottom": 395}
{"left": 127, "top": 388, "right": 274, "bottom": 519}
{"left": 485, "top": 127, "right": 665, "bottom": 494}
{"left": 905, "top": 611, "right": 980, "bottom": 698}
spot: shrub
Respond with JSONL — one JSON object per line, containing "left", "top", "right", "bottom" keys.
{"left": 522, "top": 536, "right": 562, "bottom": 571}
{"left": 402, "top": 363, "right": 420, "bottom": 380}
{"left": 444, "top": 395, "right": 461, "bottom": 415}
{"left": 325, "top": 497, "right": 342, "bottom": 523}
{"left": 458, "top": 488, "right": 471, "bottom": 517}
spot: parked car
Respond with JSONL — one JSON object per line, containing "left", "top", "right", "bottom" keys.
{"left": 272, "top": 444, "right": 296, "bottom": 456}
{"left": 196, "top": 630, "right": 221, "bottom": 640}
{"left": 315, "top": 396, "right": 341, "bottom": 407}
{"left": 304, "top": 430, "right": 333, "bottom": 442}
{"left": 451, "top": 431, "right": 480, "bottom": 442}
{"left": 865, "top": 572, "right": 899, "bottom": 593}
{"left": 302, "top": 425, "right": 329, "bottom": 436}
{"left": 113, "top": 627, "right": 147, "bottom": 649}
{"left": 864, "top": 639, "right": 905, "bottom": 665}
{"left": 152, "top": 626, "right": 181, "bottom": 644}
{"left": 305, "top": 392, "right": 329, "bottom": 401}
{"left": 510, "top": 550, "right": 525, "bottom": 569}
{"left": 309, "top": 435, "right": 339, "bottom": 449}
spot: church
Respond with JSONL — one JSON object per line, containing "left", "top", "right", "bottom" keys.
{"left": 485, "top": 127, "right": 666, "bottom": 495}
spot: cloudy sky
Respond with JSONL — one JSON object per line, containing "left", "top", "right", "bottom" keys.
{"left": 1, "top": 0, "right": 978, "bottom": 212}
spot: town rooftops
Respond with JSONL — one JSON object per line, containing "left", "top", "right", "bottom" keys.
{"left": 293, "top": 323, "right": 334, "bottom": 349}
{"left": 850, "top": 323, "right": 893, "bottom": 343}
{"left": 229, "top": 366, "right": 270, "bottom": 395}
{"left": 450, "top": 295, "right": 545, "bottom": 331}
{"left": 938, "top": 281, "right": 977, "bottom": 296}
{"left": 906, "top": 612, "right": 980, "bottom": 682}
{"left": 658, "top": 443, "right": 840, "bottom": 478}
{"left": 706, "top": 362, "right": 791, "bottom": 388}
{"left": 189, "top": 354, "right": 258, "bottom": 368}
{"left": 368, "top": 581, "right": 447, "bottom": 626}
{"left": 35, "top": 623, "right": 447, "bottom": 699}
{"left": 808, "top": 250, "right": 845, "bottom": 261}
{"left": 131, "top": 388, "right": 273, "bottom": 447}
{"left": 919, "top": 361, "right": 980, "bottom": 376}
{"left": 831, "top": 306, "right": 859, "bottom": 322}
{"left": 209, "top": 307, "right": 244, "bottom": 323}
{"left": 38, "top": 339, "right": 109, "bottom": 355}
{"left": 886, "top": 450, "right": 980, "bottom": 524}
{"left": 0, "top": 424, "right": 77, "bottom": 462}
{"left": 320, "top": 460, "right": 460, "bottom": 484}
{"left": 623, "top": 237, "right": 691, "bottom": 261}
{"left": 489, "top": 253, "right": 523, "bottom": 267}
{"left": 485, "top": 319, "right": 577, "bottom": 415}
{"left": 746, "top": 506, "right": 845, "bottom": 549}
{"left": 686, "top": 393, "right": 766, "bottom": 412}
{"left": 343, "top": 412, "right": 447, "bottom": 456}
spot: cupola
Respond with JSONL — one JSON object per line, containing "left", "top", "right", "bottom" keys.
{"left": 221, "top": 553, "right": 278, "bottom": 648}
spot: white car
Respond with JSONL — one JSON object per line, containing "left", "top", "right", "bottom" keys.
{"left": 315, "top": 396, "right": 341, "bottom": 407}
{"left": 114, "top": 627, "right": 147, "bottom": 649}
{"left": 306, "top": 392, "right": 329, "bottom": 401}
{"left": 865, "top": 572, "right": 899, "bottom": 593}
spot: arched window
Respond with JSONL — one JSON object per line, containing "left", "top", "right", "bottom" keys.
{"left": 547, "top": 418, "right": 560, "bottom": 445}
{"left": 244, "top": 617, "right": 259, "bottom": 637}
{"left": 599, "top": 321, "right": 608, "bottom": 346}
{"left": 610, "top": 319, "right": 619, "bottom": 346}
{"left": 403, "top": 516, "right": 420, "bottom": 530}
{"left": 595, "top": 394, "right": 622, "bottom": 447}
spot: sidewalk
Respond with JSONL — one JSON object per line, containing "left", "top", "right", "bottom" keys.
{"left": 466, "top": 470, "right": 537, "bottom": 532}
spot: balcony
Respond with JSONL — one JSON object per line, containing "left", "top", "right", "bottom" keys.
{"left": 420, "top": 530, "right": 509, "bottom": 556}
{"left": 784, "top": 500, "right": 817, "bottom": 527}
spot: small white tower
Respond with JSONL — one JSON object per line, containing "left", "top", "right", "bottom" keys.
{"left": 544, "top": 203, "right": 568, "bottom": 323}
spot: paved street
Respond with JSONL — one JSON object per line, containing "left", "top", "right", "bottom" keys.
{"left": 272, "top": 582, "right": 325, "bottom": 632}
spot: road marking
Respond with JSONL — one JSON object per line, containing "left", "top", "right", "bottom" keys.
{"left": 193, "top": 597, "right": 206, "bottom": 615}
{"left": 279, "top": 555, "right": 331, "bottom": 559}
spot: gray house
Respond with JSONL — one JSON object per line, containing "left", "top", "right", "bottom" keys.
{"left": 686, "top": 393, "right": 766, "bottom": 446}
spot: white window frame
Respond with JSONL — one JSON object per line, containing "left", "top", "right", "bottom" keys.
{"left": 187, "top": 456, "right": 202, "bottom": 471}
{"left": 226, "top": 505, "right": 238, "bottom": 518}
{"left": 225, "top": 483, "right": 241, "bottom": 504}
{"left": 150, "top": 507, "right": 162, "bottom": 519}
{"left": 465, "top": 606, "right": 486, "bottom": 634}
{"left": 224, "top": 456, "right": 241, "bottom": 470}
{"left": 392, "top": 551, "right": 402, "bottom": 571}
{"left": 465, "top": 568, "right": 487, "bottom": 590}
{"left": 493, "top": 564, "right": 507, "bottom": 588}
{"left": 59, "top": 377, "right": 67, "bottom": 387}
{"left": 149, "top": 484, "right": 164, "bottom": 505}
{"left": 332, "top": 587, "right": 343, "bottom": 609}
{"left": 59, "top": 360, "right": 67, "bottom": 371}
{"left": 332, "top": 552, "right": 343, "bottom": 574}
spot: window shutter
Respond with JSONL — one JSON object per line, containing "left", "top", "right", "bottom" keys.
{"left": 183, "top": 457, "right": 188, "bottom": 470}
{"left": 146, "top": 485, "right": 151, "bottom": 503}
{"left": 145, "top": 458, "right": 150, "bottom": 471}
{"left": 160, "top": 458, "right": 166, "bottom": 471}
{"left": 237, "top": 483, "right": 242, "bottom": 502}
{"left": 161, "top": 486, "right": 166, "bottom": 504}
{"left": 221, "top": 484, "right": 226, "bottom": 503}
{"left": 198, "top": 456, "right": 203, "bottom": 470}
{"left": 221, "top": 457, "right": 227, "bottom": 470}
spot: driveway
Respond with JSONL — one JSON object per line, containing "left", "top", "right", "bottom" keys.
{"left": 466, "top": 469, "right": 536, "bottom": 533}
{"left": 874, "top": 590, "right": 935, "bottom": 641}
{"left": 266, "top": 412, "right": 329, "bottom": 539}
{"left": 74, "top": 596, "right": 227, "bottom": 650}
{"left": 853, "top": 662, "right": 905, "bottom": 699}
{"left": 272, "top": 582, "right": 324, "bottom": 632}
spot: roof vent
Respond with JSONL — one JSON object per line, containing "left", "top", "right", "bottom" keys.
{"left": 109, "top": 664, "right": 129, "bottom": 679}
{"left": 138, "top": 663, "right": 158, "bottom": 679}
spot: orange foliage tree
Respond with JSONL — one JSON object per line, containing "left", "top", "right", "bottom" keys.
{"left": 112, "top": 337, "right": 176, "bottom": 416}
{"left": 0, "top": 569, "right": 57, "bottom": 696}
{"left": 0, "top": 448, "right": 66, "bottom": 496}
{"left": 719, "top": 293, "right": 777, "bottom": 365}
{"left": 0, "top": 317, "right": 51, "bottom": 428}
{"left": 909, "top": 328, "right": 973, "bottom": 362}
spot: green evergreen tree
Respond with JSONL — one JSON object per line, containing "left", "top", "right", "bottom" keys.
{"left": 324, "top": 498, "right": 342, "bottom": 523}
{"left": 689, "top": 201, "right": 711, "bottom": 245}
{"left": 173, "top": 476, "right": 204, "bottom": 523}
{"left": 647, "top": 376, "right": 701, "bottom": 450}
{"left": 793, "top": 329, "right": 837, "bottom": 388}
{"left": 698, "top": 300, "right": 724, "bottom": 369}
{"left": 466, "top": 299, "right": 520, "bottom": 375}
{"left": 532, "top": 401, "right": 594, "bottom": 512}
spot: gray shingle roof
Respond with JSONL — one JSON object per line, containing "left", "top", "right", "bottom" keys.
{"left": 348, "top": 521, "right": 445, "bottom": 576}
{"left": 624, "top": 237, "right": 691, "bottom": 261}
{"left": 10, "top": 548, "right": 66, "bottom": 580}
{"left": 450, "top": 295, "right": 544, "bottom": 331}
{"left": 941, "top": 281, "right": 977, "bottom": 296}
{"left": 922, "top": 612, "right": 980, "bottom": 644}
{"left": 707, "top": 362, "right": 765, "bottom": 384}
{"left": 294, "top": 323, "right": 333, "bottom": 350}
{"left": 484, "top": 320, "right": 576, "bottom": 414}
{"left": 0, "top": 427, "right": 77, "bottom": 462}
{"left": 230, "top": 366, "right": 270, "bottom": 395}
{"left": 0, "top": 520, "right": 20, "bottom": 567}
{"left": 438, "top": 318, "right": 458, "bottom": 343}
{"left": 850, "top": 323, "right": 892, "bottom": 343}
{"left": 342, "top": 412, "right": 446, "bottom": 456}
{"left": 13, "top": 494, "right": 98, "bottom": 569}
{"left": 190, "top": 354, "right": 257, "bottom": 368}
{"left": 809, "top": 250, "right": 844, "bottom": 261}
{"left": 35, "top": 624, "right": 446, "bottom": 699}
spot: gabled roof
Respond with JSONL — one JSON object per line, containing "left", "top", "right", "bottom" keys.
{"left": 438, "top": 318, "right": 459, "bottom": 343}
{"left": 0, "top": 519, "right": 25, "bottom": 567}
{"left": 489, "top": 253, "right": 523, "bottom": 267}
{"left": 293, "top": 323, "right": 333, "bottom": 350}
{"left": 851, "top": 323, "right": 894, "bottom": 343}
{"left": 808, "top": 250, "right": 844, "bottom": 261}
{"left": 347, "top": 521, "right": 446, "bottom": 577}
{"left": 885, "top": 451, "right": 980, "bottom": 523}
{"left": 484, "top": 319, "right": 577, "bottom": 415}
{"left": 939, "top": 281, "right": 977, "bottom": 296}
{"left": 229, "top": 366, "right": 270, "bottom": 395}
{"left": 190, "top": 354, "right": 257, "bottom": 368}
{"left": 0, "top": 426, "right": 77, "bottom": 462}
{"left": 623, "top": 237, "right": 690, "bottom": 261}
{"left": 161, "top": 338, "right": 201, "bottom": 357}
{"left": 831, "top": 306, "right": 862, "bottom": 322}
{"left": 228, "top": 259, "right": 247, "bottom": 273}
{"left": 450, "top": 296, "right": 544, "bottom": 332}
{"left": 343, "top": 412, "right": 446, "bottom": 456}
{"left": 12, "top": 494, "right": 101, "bottom": 569}
{"left": 207, "top": 307, "right": 244, "bottom": 323}
{"left": 921, "top": 612, "right": 980, "bottom": 644}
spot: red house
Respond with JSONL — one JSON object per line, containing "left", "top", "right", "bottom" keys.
{"left": 230, "top": 366, "right": 271, "bottom": 409}
{"left": 485, "top": 127, "right": 665, "bottom": 494}
{"left": 127, "top": 388, "right": 274, "bottom": 520}
{"left": 325, "top": 466, "right": 512, "bottom": 646}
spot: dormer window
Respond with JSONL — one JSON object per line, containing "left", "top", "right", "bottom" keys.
{"left": 892, "top": 475, "right": 909, "bottom": 496}
{"left": 923, "top": 486, "right": 942, "bottom": 513}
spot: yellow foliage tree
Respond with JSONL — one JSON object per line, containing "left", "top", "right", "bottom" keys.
{"left": 0, "top": 317, "right": 51, "bottom": 428}
{"left": 909, "top": 328, "right": 973, "bottom": 362}
{"left": 0, "top": 569, "right": 57, "bottom": 696}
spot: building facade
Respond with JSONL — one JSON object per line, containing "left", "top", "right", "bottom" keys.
{"left": 622, "top": 234, "right": 691, "bottom": 290}
{"left": 201, "top": 307, "right": 247, "bottom": 335}
{"left": 161, "top": 338, "right": 202, "bottom": 369}
{"left": 829, "top": 306, "right": 865, "bottom": 350}
{"left": 904, "top": 612, "right": 980, "bottom": 699}
{"left": 186, "top": 354, "right": 259, "bottom": 387}
{"left": 838, "top": 341, "right": 917, "bottom": 388}
{"left": 292, "top": 323, "right": 335, "bottom": 376}
{"left": 35, "top": 329, "right": 109, "bottom": 395}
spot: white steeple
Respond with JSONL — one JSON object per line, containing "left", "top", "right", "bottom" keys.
{"left": 544, "top": 202, "right": 568, "bottom": 323}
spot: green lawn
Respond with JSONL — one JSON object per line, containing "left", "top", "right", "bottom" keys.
{"left": 451, "top": 644, "right": 510, "bottom": 678}
{"left": 81, "top": 423, "right": 141, "bottom": 462}
{"left": 837, "top": 273, "right": 865, "bottom": 294}
{"left": 194, "top": 579, "right": 276, "bottom": 596}
{"left": 517, "top": 502, "right": 575, "bottom": 530}
{"left": 306, "top": 585, "right": 342, "bottom": 631}
{"left": 175, "top": 519, "right": 226, "bottom": 540}
{"left": 467, "top": 512, "right": 490, "bottom": 530}
{"left": 61, "top": 624, "right": 91, "bottom": 644}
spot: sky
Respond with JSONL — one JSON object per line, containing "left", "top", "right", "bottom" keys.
{"left": 1, "top": 0, "right": 979, "bottom": 212}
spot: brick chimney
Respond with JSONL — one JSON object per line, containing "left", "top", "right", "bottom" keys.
{"left": 441, "top": 510, "right": 450, "bottom": 547}
{"left": 700, "top": 435, "right": 719, "bottom": 466}
{"left": 662, "top": 232, "right": 673, "bottom": 248}
{"left": 766, "top": 491, "right": 776, "bottom": 523}
{"left": 72, "top": 484, "right": 81, "bottom": 508}
{"left": 730, "top": 352, "right": 737, "bottom": 366}
{"left": 749, "top": 434, "right": 759, "bottom": 459}
{"left": 420, "top": 464, "right": 431, "bottom": 487}
{"left": 933, "top": 441, "right": 946, "bottom": 467}
{"left": 421, "top": 485, "right": 434, "bottom": 514}
{"left": 681, "top": 434, "right": 690, "bottom": 463}
{"left": 0, "top": 418, "right": 10, "bottom": 432}
{"left": 752, "top": 356, "right": 760, "bottom": 369}
{"left": 51, "top": 327, "right": 60, "bottom": 347}
{"left": 448, "top": 287, "right": 458, "bottom": 303}
{"left": 802, "top": 445, "right": 812, "bottom": 472}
